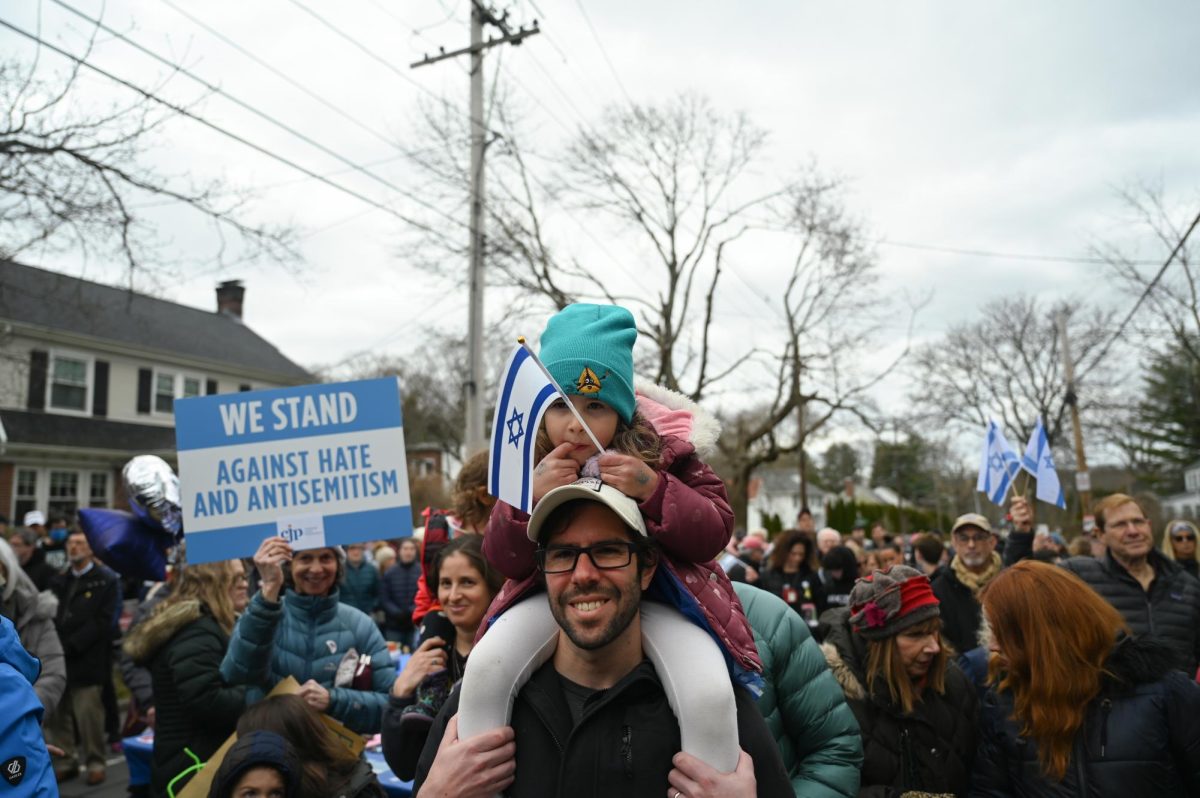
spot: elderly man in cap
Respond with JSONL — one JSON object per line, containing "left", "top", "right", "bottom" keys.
{"left": 930, "top": 497, "right": 1032, "bottom": 655}
{"left": 414, "top": 478, "right": 792, "bottom": 797}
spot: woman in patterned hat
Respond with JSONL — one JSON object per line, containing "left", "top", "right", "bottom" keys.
{"left": 820, "top": 564, "right": 978, "bottom": 797}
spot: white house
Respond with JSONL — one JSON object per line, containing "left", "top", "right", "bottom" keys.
{"left": 1160, "top": 460, "right": 1200, "bottom": 521}
{"left": 746, "top": 466, "right": 834, "bottom": 532}
{"left": 0, "top": 260, "right": 310, "bottom": 522}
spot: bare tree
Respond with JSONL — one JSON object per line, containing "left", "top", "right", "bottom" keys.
{"left": 0, "top": 25, "right": 299, "bottom": 282}
{"left": 713, "top": 180, "right": 918, "bottom": 520}
{"left": 1095, "top": 180, "right": 1200, "bottom": 365}
{"left": 907, "top": 295, "right": 1121, "bottom": 456}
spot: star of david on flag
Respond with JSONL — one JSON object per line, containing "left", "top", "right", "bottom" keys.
{"left": 1021, "top": 415, "right": 1066, "bottom": 508}
{"left": 489, "top": 345, "right": 558, "bottom": 512}
{"left": 976, "top": 419, "right": 1021, "bottom": 506}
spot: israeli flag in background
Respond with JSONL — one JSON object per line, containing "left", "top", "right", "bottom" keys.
{"left": 489, "top": 346, "right": 559, "bottom": 513}
{"left": 1021, "top": 416, "right": 1067, "bottom": 509}
{"left": 977, "top": 419, "right": 1021, "bottom": 506}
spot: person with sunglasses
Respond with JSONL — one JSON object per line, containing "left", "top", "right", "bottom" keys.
{"left": 1161, "top": 519, "right": 1200, "bottom": 580}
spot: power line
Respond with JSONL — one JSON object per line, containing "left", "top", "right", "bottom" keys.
{"left": 283, "top": 0, "right": 464, "bottom": 118}
{"left": 0, "top": 16, "right": 447, "bottom": 235}
{"left": 51, "top": 0, "right": 469, "bottom": 231}
{"left": 1084, "top": 206, "right": 1200, "bottom": 369}
{"left": 879, "top": 237, "right": 1160, "bottom": 266}
{"left": 572, "top": 0, "right": 633, "bottom": 106}
{"left": 160, "top": 0, "right": 412, "bottom": 155}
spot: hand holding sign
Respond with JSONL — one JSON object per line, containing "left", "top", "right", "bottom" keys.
{"left": 254, "top": 536, "right": 292, "bottom": 603}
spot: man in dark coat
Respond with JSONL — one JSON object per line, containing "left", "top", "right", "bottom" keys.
{"left": 414, "top": 481, "right": 792, "bottom": 797}
{"left": 931, "top": 497, "right": 1033, "bottom": 655}
{"left": 1062, "top": 493, "right": 1200, "bottom": 674}
{"left": 380, "top": 537, "right": 420, "bottom": 646}
{"left": 46, "top": 529, "right": 119, "bottom": 786}
{"left": 7, "top": 527, "right": 58, "bottom": 591}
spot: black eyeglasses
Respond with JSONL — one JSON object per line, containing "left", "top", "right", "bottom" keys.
{"left": 953, "top": 532, "right": 991, "bottom": 546}
{"left": 1172, "top": 534, "right": 1196, "bottom": 543}
{"left": 535, "top": 542, "right": 638, "bottom": 574}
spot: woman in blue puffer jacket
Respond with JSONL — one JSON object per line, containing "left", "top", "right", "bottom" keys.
{"left": 220, "top": 538, "right": 394, "bottom": 734}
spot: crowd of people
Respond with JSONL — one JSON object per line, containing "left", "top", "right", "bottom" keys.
{"left": 1, "top": 301, "right": 1199, "bottom": 798}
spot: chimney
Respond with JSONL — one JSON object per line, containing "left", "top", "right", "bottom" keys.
{"left": 216, "top": 279, "right": 245, "bottom": 320}
{"left": 843, "top": 477, "right": 855, "bottom": 499}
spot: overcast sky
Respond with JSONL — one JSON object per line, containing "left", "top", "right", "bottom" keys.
{"left": 4, "top": 0, "right": 1199, "bottom": 461}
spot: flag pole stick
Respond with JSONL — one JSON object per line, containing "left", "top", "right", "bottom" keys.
{"left": 517, "top": 337, "right": 605, "bottom": 454}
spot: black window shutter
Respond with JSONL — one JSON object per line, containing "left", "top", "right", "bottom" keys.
{"left": 137, "top": 368, "right": 152, "bottom": 414}
{"left": 27, "top": 350, "right": 48, "bottom": 410}
{"left": 93, "top": 360, "right": 110, "bottom": 417}
{"left": 205, "top": 378, "right": 218, "bottom": 395}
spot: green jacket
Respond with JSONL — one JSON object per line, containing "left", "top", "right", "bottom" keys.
{"left": 734, "top": 582, "right": 862, "bottom": 797}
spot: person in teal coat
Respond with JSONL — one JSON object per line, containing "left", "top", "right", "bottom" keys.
{"left": 221, "top": 539, "right": 395, "bottom": 734}
{"left": 733, "top": 581, "right": 862, "bottom": 797}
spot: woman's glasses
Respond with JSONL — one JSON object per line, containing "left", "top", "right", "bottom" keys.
{"left": 1172, "top": 533, "right": 1196, "bottom": 543}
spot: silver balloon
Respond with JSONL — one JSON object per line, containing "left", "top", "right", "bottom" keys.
{"left": 123, "top": 455, "right": 183, "bottom": 539}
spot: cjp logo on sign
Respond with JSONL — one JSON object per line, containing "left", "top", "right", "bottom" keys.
{"left": 278, "top": 524, "right": 304, "bottom": 543}
{"left": 2, "top": 756, "right": 25, "bottom": 786}
{"left": 275, "top": 514, "right": 325, "bottom": 551}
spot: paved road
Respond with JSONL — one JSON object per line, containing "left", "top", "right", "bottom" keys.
{"left": 55, "top": 755, "right": 133, "bottom": 798}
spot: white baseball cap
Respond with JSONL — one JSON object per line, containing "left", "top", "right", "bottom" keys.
{"left": 23, "top": 511, "right": 46, "bottom": 527}
{"left": 526, "top": 478, "right": 648, "bottom": 543}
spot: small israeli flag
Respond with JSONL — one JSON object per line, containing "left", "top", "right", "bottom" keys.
{"left": 1021, "top": 416, "right": 1066, "bottom": 509}
{"left": 977, "top": 419, "right": 1021, "bottom": 506}
{"left": 488, "top": 345, "right": 559, "bottom": 513}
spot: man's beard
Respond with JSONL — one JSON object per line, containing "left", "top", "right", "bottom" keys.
{"left": 550, "top": 577, "right": 642, "bottom": 651}
{"left": 960, "top": 550, "right": 991, "bottom": 569}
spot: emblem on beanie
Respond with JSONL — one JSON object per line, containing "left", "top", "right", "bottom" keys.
{"left": 326, "top": 640, "right": 338, "bottom": 654}
{"left": 2, "top": 756, "right": 25, "bottom": 786}
{"left": 576, "top": 366, "right": 607, "bottom": 394}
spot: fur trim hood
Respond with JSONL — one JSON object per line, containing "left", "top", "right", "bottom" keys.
{"left": 821, "top": 641, "right": 866, "bottom": 701}
{"left": 635, "top": 378, "right": 721, "bottom": 457}
{"left": 1104, "top": 634, "right": 1178, "bottom": 690}
{"left": 123, "top": 599, "right": 205, "bottom": 665}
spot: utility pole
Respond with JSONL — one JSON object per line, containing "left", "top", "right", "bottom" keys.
{"left": 1057, "top": 309, "right": 1093, "bottom": 520}
{"left": 412, "top": 3, "right": 540, "bottom": 457}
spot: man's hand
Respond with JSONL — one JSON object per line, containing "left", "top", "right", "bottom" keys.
{"left": 667, "top": 749, "right": 756, "bottom": 798}
{"left": 253, "top": 537, "right": 292, "bottom": 603}
{"left": 145, "top": 706, "right": 156, "bottom": 730}
{"left": 598, "top": 452, "right": 660, "bottom": 501}
{"left": 532, "top": 443, "right": 580, "bottom": 502}
{"left": 1010, "top": 495, "right": 1034, "bottom": 534}
{"left": 419, "top": 714, "right": 516, "bottom": 797}
{"left": 391, "top": 636, "right": 448, "bottom": 699}
{"left": 298, "top": 679, "right": 331, "bottom": 712}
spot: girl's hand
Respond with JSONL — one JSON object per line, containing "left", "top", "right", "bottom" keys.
{"left": 532, "top": 442, "right": 579, "bottom": 502}
{"left": 598, "top": 452, "right": 659, "bottom": 501}
{"left": 391, "top": 636, "right": 448, "bottom": 699}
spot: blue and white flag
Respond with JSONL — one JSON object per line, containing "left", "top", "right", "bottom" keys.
{"left": 489, "top": 345, "right": 560, "bottom": 513}
{"left": 977, "top": 419, "right": 1021, "bottom": 506}
{"left": 1021, "top": 416, "right": 1066, "bottom": 509}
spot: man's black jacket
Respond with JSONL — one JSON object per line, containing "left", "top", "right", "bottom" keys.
{"left": 413, "top": 659, "right": 793, "bottom": 797}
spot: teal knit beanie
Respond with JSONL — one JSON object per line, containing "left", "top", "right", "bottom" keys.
{"left": 539, "top": 304, "right": 637, "bottom": 423}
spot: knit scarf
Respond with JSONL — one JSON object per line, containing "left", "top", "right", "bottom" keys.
{"left": 950, "top": 551, "right": 1002, "bottom": 597}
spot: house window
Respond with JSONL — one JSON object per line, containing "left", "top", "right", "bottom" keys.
{"left": 155, "top": 371, "right": 204, "bottom": 414}
{"left": 10, "top": 468, "right": 112, "bottom": 520}
{"left": 49, "top": 354, "right": 90, "bottom": 412}
{"left": 89, "top": 473, "right": 108, "bottom": 507}
{"left": 14, "top": 469, "right": 37, "bottom": 523}
{"left": 48, "top": 470, "right": 80, "bottom": 519}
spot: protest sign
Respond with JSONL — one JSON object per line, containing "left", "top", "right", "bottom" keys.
{"left": 176, "top": 378, "right": 412, "bottom": 564}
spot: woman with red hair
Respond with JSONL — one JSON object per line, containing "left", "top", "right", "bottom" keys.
{"left": 973, "top": 560, "right": 1200, "bottom": 796}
